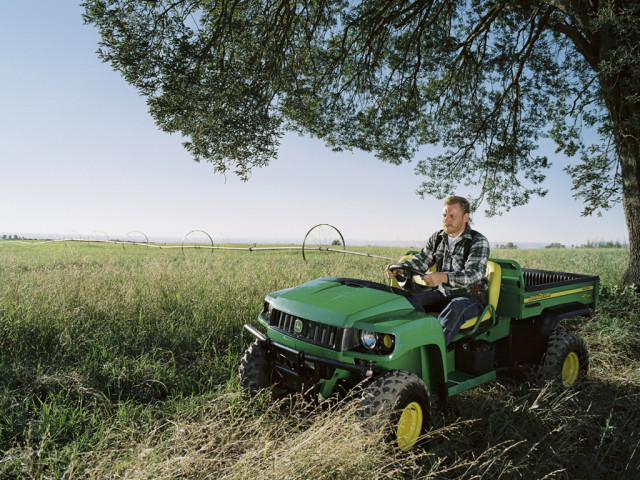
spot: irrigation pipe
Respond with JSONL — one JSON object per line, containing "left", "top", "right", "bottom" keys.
{"left": 320, "top": 247, "right": 397, "bottom": 262}
{"left": 0, "top": 224, "right": 404, "bottom": 263}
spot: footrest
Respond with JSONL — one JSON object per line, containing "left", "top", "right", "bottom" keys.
{"left": 446, "top": 370, "right": 496, "bottom": 397}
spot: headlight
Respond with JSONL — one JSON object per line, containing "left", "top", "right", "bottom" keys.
{"left": 360, "top": 330, "right": 377, "bottom": 349}
{"left": 358, "top": 330, "right": 395, "bottom": 353}
{"left": 381, "top": 334, "right": 394, "bottom": 350}
{"left": 261, "top": 301, "right": 273, "bottom": 321}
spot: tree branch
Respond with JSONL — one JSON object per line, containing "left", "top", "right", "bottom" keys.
{"left": 551, "top": 21, "right": 598, "bottom": 70}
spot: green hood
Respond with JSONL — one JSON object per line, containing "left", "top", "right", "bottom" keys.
{"left": 268, "top": 277, "right": 417, "bottom": 328}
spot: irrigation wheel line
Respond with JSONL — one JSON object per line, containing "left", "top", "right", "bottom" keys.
{"left": 302, "top": 224, "right": 346, "bottom": 263}
{"left": 88, "top": 230, "right": 111, "bottom": 244}
{"left": 1, "top": 224, "right": 401, "bottom": 264}
{"left": 301, "top": 223, "right": 399, "bottom": 263}
{"left": 118, "top": 231, "right": 150, "bottom": 251}
{"left": 181, "top": 230, "right": 215, "bottom": 255}
{"left": 127, "top": 230, "right": 149, "bottom": 244}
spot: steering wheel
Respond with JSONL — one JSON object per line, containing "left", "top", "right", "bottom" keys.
{"left": 388, "top": 264, "right": 426, "bottom": 279}
{"left": 387, "top": 264, "right": 428, "bottom": 291}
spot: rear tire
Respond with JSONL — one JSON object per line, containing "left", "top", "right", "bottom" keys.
{"left": 542, "top": 330, "right": 589, "bottom": 387}
{"left": 358, "top": 370, "right": 430, "bottom": 451}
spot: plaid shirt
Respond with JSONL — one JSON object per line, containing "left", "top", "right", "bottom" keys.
{"left": 403, "top": 224, "right": 490, "bottom": 298}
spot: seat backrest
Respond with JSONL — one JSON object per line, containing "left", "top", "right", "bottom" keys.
{"left": 485, "top": 260, "right": 502, "bottom": 308}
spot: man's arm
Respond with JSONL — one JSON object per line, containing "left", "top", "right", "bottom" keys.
{"left": 446, "top": 234, "right": 490, "bottom": 289}
{"left": 402, "top": 231, "right": 439, "bottom": 273}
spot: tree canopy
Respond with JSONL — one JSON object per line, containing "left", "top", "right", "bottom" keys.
{"left": 83, "top": 0, "right": 640, "bottom": 284}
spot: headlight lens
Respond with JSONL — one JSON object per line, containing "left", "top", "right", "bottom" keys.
{"left": 360, "top": 330, "right": 377, "bottom": 349}
{"left": 261, "top": 301, "right": 273, "bottom": 321}
{"left": 357, "top": 330, "right": 395, "bottom": 353}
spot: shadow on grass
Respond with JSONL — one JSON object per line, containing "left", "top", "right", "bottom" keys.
{"left": 422, "top": 372, "right": 640, "bottom": 479}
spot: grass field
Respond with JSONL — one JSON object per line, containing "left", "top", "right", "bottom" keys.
{"left": 0, "top": 241, "right": 638, "bottom": 478}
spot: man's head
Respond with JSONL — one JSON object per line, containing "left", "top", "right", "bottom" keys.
{"left": 442, "top": 196, "right": 470, "bottom": 237}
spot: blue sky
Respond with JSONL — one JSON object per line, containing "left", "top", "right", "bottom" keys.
{"left": 0, "top": 1, "right": 628, "bottom": 247}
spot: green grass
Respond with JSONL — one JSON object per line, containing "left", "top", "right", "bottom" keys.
{"left": 0, "top": 242, "right": 638, "bottom": 478}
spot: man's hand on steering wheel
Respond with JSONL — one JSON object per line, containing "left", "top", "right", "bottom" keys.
{"left": 386, "top": 264, "right": 448, "bottom": 289}
{"left": 386, "top": 264, "right": 426, "bottom": 282}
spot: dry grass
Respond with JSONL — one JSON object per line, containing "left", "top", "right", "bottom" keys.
{"left": 74, "top": 393, "right": 429, "bottom": 480}
{"left": 69, "top": 373, "right": 640, "bottom": 479}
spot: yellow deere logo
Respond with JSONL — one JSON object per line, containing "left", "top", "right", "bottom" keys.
{"left": 294, "top": 319, "right": 304, "bottom": 333}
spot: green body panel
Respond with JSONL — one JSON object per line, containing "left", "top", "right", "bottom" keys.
{"left": 267, "top": 277, "right": 418, "bottom": 328}
{"left": 522, "top": 282, "right": 597, "bottom": 317}
{"left": 264, "top": 281, "right": 449, "bottom": 399}
{"left": 253, "top": 258, "right": 599, "bottom": 402}
{"left": 493, "top": 260, "right": 525, "bottom": 318}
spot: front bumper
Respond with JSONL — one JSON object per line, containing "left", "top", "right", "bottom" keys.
{"left": 244, "top": 324, "right": 374, "bottom": 384}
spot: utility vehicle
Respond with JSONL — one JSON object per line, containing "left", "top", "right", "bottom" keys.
{"left": 239, "top": 255, "right": 599, "bottom": 450}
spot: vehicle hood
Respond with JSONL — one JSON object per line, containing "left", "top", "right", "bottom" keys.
{"left": 267, "top": 277, "right": 418, "bottom": 328}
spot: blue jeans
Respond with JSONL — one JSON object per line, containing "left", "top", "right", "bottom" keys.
{"left": 410, "top": 289, "right": 484, "bottom": 346}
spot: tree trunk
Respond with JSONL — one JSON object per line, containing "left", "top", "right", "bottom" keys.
{"left": 588, "top": 1, "right": 640, "bottom": 288}
{"left": 619, "top": 138, "right": 640, "bottom": 287}
{"left": 608, "top": 87, "right": 640, "bottom": 287}
{"left": 599, "top": 39, "right": 640, "bottom": 287}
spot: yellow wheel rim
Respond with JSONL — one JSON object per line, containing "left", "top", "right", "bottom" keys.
{"left": 397, "top": 401, "right": 423, "bottom": 451}
{"left": 562, "top": 352, "right": 580, "bottom": 387}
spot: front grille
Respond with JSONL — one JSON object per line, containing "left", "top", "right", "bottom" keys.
{"left": 269, "top": 309, "right": 342, "bottom": 350}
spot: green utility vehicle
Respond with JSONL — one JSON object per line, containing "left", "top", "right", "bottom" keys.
{"left": 239, "top": 256, "right": 599, "bottom": 450}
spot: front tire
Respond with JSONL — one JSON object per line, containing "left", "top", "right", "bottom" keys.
{"left": 238, "top": 340, "right": 276, "bottom": 395}
{"left": 358, "top": 370, "right": 430, "bottom": 451}
{"left": 542, "top": 330, "right": 589, "bottom": 387}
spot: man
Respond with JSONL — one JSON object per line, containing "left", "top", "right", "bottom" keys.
{"left": 386, "top": 196, "right": 490, "bottom": 345}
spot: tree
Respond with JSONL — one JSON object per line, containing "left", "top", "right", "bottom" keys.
{"left": 82, "top": 0, "right": 640, "bottom": 285}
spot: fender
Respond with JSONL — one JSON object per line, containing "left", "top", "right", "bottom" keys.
{"left": 539, "top": 302, "right": 593, "bottom": 338}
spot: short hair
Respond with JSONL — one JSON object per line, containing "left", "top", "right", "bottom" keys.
{"left": 444, "top": 196, "right": 470, "bottom": 215}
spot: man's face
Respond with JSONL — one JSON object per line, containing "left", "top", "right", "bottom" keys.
{"left": 442, "top": 203, "right": 469, "bottom": 237}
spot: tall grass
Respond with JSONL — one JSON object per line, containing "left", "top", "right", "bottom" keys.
{"left": 0, "top": 242, "right": 637, "bottom": 478}
{"left": 490, "top": 247, "right": 629, "bottom": 286}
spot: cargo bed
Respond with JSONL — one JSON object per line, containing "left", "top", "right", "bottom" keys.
{"left": 493, "top": 259, "right": 600, "bottom": 319}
